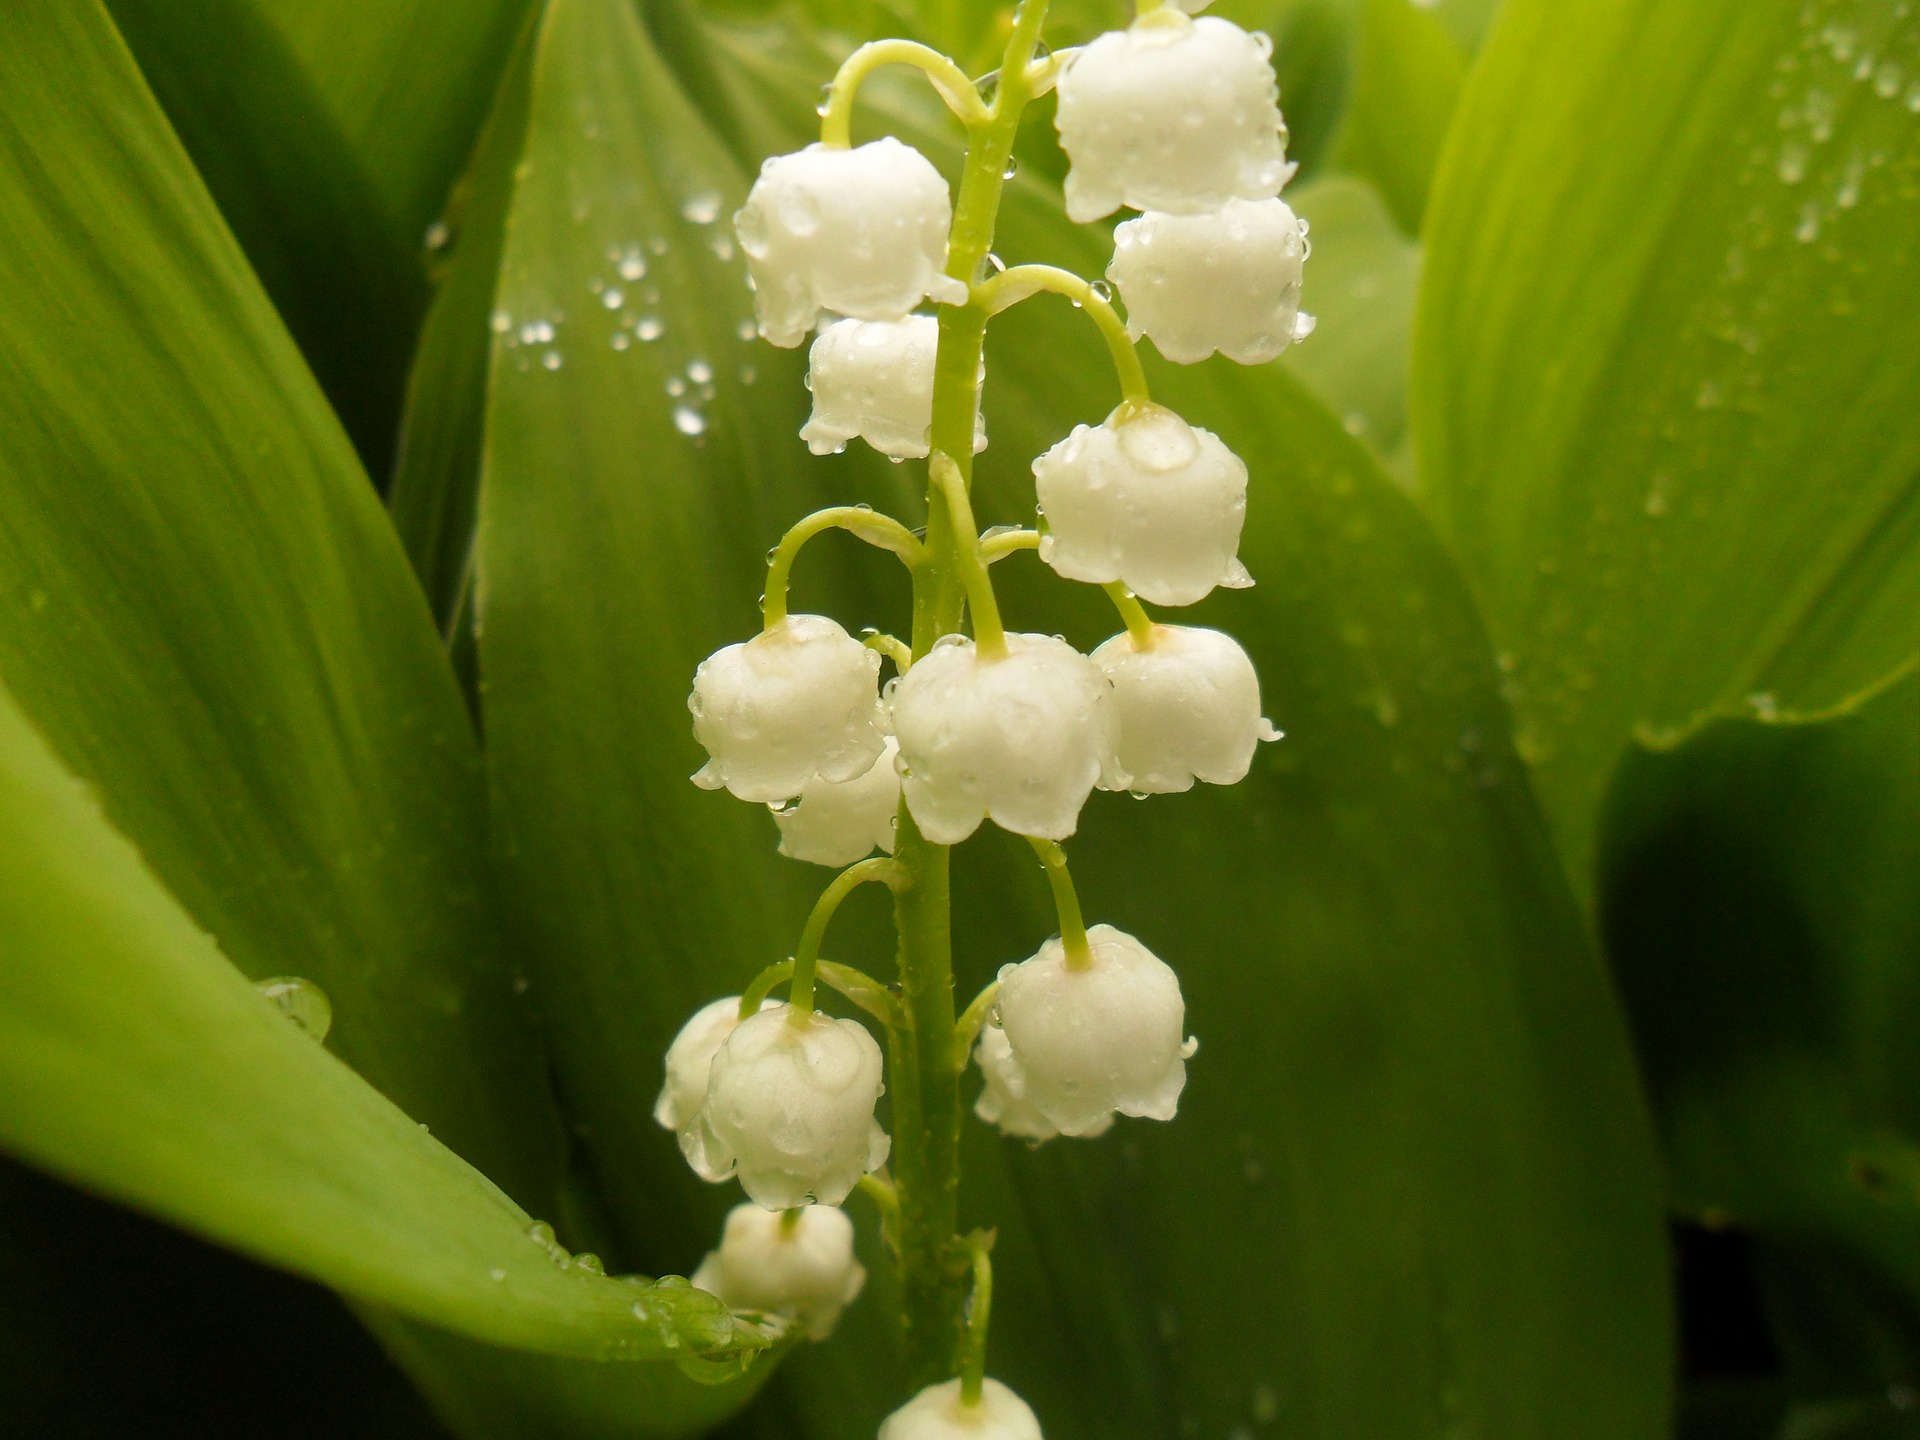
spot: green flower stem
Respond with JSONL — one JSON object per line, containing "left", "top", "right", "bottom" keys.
{"left": 819, "top": 40, "right": 988, "bottom": 149}
{"left": 738, "top": 957, "right": 903, "bottom": 1028}
{"left": 763, "top": 507, "right": 922, "bottom": 630}
{"left": 788, "top": 858, "right": 908, "bottom": 1020}
{"left": 951, "top": 980, "right": 1001, "bottom": 1070}
{"left": 862, "top": 632, "right": 914, "bottom": 672}
{"left": 975, "top": 263, "right": 1151, "bottom": 408}
{"left": 979, "top": 528, "right": 1039, "bottom": 565}
{"left": 958, "top": 1231, "right": 996, "bottom": 1407}
{"left": 889, "top": 0, "right": 1051, "bottom": 1389}
{"left": 930, "top": 453, "right": 1008, "bottom": 657}
{"left": 1026, "top": 837, "right": 1093, "bottom": 968}
{"left": 1102, "top": 580, "right": 1159, "bottom": 648}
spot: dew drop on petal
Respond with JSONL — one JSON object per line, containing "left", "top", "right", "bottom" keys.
{"left": 674, "top": 406, "right": 708, "bottom": 437}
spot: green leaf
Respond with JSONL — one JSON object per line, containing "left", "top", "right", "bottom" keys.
{"left": 1602, "top": 674, "right": 1920, "bottom": 1378}
{"left": 477, "top": 11, "right": 1673, "bottom": 1435}
{"left": 0, "top": 0, "right": 556, "bottom": 1213}
{"left": 1281, "top": 172, "right": 1423, "bottom": 474}
{"left": 1330, "top": 0, "right": 1466, "bottom": 234}
{"left": 104, "top": 0, "right": 534, "bottom": 472}
{"left": 0, "top": 676, "right": 763, "bottom": 1376}
{"left": 1412, "top": 0, "right": 1920, "bottom": 887}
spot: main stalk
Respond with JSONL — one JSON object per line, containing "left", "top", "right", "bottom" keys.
{"left": 888, "top": 0, "right": 1050, "bottom": 1386}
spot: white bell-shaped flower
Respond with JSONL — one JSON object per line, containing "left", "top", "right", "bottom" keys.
{"left": 773, "top": 736, "right": 901, "bottom": 867}
{"left": 655, "top": 997, "right": 760, "bottom": 1170}
{"left": 1091, "top": 625, "right": 1280, "bottom": 793}
{"left": 690, "top": 1203, "right": 867, "bottom": 1339}
{"left": 889, "top": 633, "right": 1124, "bottom": 845}
{"left": 1054, "top": 12, "right": 1291, "bottom": 223}
{"left": 994, "top": 924, "right": 1194, "bottom": 1137}
{"left": 734, "top": 139, "right": 969, "bottom": 347}
{"left": 1034, "top": 404, "right": 1250, "bottom": 607}
{"left": 690, "top": 614, "right": 887, "bottom": 805}
{"left": 1108, "top": 197, "right": 1313, "bottom": 365}
{"left": 799, "top": 317, "right": 986, "bottom": 459}
{"left": 878, "top": 1379, "right": 1044, "bottom": 1440}
{"left": 973, "top": 1021, "right": 1112, "bottom": 1142}
{"left": 693, "top": 1007, "right": 890, "bottom": 1209}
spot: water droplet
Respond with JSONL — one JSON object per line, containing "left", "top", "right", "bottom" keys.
{"left": 542, "top": 351, "right": 564, "bottom": 371}
{"left": 673, "top": 406, "right": 707, "bottom": 437}
{"left": 1777, "top": 143, "right": 1809, "bottom": 183}
{"left": 1696, "top": 379, "right": 1722, "bottom": 409}
{"left": 1796, "top": 200, "right": 1822, "bottom": 242}
{"left": 618, "top": 250, "right": 647, "bottom": 282}
{"left": 1002, "top": 155, "right": 1019, "bottom": 179}
{"left": 736, "top": 318, "right": 758, "bottom": 342}
{"left": 423, "top": 220, "right": 451, "bottom": 251}
{"left": 489, "top": 311, "right": 512, "bottom": 334}
{"left": 574, "top": 1253, "right": 605, "bottom": 1275}
{"left": 665, "top": 376, "right": 687, "bottom": 397}
{"left": 1342, "top": 411, "right": 1367, "bottom": 436}
{"left": 527, "top": 1221, "right": 557, "bottom": 1248}
{"left": 687, "top": 359, "right": 713, "bottom": 384}
{"left": 739, "top": 364, "right": 756, "bottom": 385}
{"left": 611, "top": 333, "right": 631, "bottom": 351}
{"left": 681, "top": 192, "right": 723, "bottom": 225}
{"left": 637, "top": 316, "right": 664, "bottom": 342}
{"left": 986, "top": 253, "right": 1006, "bottom": 273}
{"left": 649, "top": 236, "right": 669, "bottom": 255}
{"left": 601, "top": 288, "right": 624, "bottom": 310}
{"left": 1874, "top": 62, "right": 1904, "bottom": 98}
{"left": 257, "top": 977, "right": 332, "bottom": 1043}
{"left": 1748, "top": 691, "right": 1781, "bottom": 720}
{"left": 489, "top": 1267, "right": 507, "bottom": 1282}
{"left": 1088, "top": 279, "right": 1113, "bottom": 303}
{"left": 709, "top": 232, "right": 736, "bottom": 262}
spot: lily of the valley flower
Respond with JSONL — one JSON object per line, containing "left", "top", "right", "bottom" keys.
{"left": 889, "top": 633, "right": 1124, "bottom": 844}
{"left": 878, "top": 1379, "right": 1045, "bottom": 1440}
{"left": 735, "top": 138, "right": 969, "bottom": 348}
{"left": 1091, "top": 624, "right": 1280, "bottom": 793}
{"left": 800, "top": 316, "right": 985, "bottom": 459}
{"left": 1054, "top": 10, "right": 1291, "bottom": 223}
{"left": 973, "top": 1021, "right": 1112, "bottom": 1143}
{"left": 690, "top": 1203, "right": 867, "bottom": 1339}
{"left": 1108, "top": 197, "right": 1313, "bottom": 365}
{"left": 654, "top": 996, "right": 759, "bottom": 1166}
{"left": 1033, "top": 404, "right": 1251, "bottom": 606}
{"left": 690, "top": 614, "right": 888, "bottom": 804}
{"left": 773, "top": 735, "right": 902, "bottom": 867}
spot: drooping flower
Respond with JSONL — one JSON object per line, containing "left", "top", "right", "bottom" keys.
{"left": 878, "top": 1379, "right": 1045, "bottom": 1440}
{"left": 690, "top": 1203, "right": 867, "bottom": 1339}
{"left": 734, "top": 138, "right": 969, "bottom": 347}
{"left": 655, "top": 996, "right": 761, "bottom": 1170}
{"left": 692, "top": 1007, "right": 890, "bottom": 1210}
{"left": 1107, "top": 197, "right": 1313, "bottom": 365}
{"left": 799, "top": 317, "right": 985, "bottom": 459}
{"left": 690, "top": 614, "right": 887, "bottom": 805}
{"left": 773, "top": 736, "right": 901, "bottom": 867}
{"left": 1054, "top": 11, "right": 1291, "bottom": 223}
{"left": 973, "top": 1021, "right": 1112, "bottom": 1143}
{"left": 993, "top": 924, "right": 1194, "bottom": 1137}
{"left": 1033, "top": 404, "right": 1250, "bottom": 606}
{"left": 889, "top": 634, "right": 1124, "bottom": 845}
{"left": 1091, "top": 625, "right": 1280, "bottom": 793}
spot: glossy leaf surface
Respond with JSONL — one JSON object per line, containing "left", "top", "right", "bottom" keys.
{"left": 1331, "top": 0, "right": 1465, "bottom": 234}
{"left": 1414, "top": 0, "right": 1920, "bottom": 885}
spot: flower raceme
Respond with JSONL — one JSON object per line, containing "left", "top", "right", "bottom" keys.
{"left": 667, "top": 2, "right": 1310, "bottom": 1430}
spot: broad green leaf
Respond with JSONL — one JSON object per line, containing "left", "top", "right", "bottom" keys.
{"left": 0, "top": 1154, "right": 447, "bottom": 1439}
{"left": 105, "top": 0, "right": 534, "bottom": 472}
{"left": 0, "top": 0, "right": 556, "bottom": 1210}
{"left": 1413, "top": 0, "right": 1920, "bottom": 887}
{"left": 1330, "top": 0, "right": 1465, "bottom": 234}
{"left": 1602, "top": 674, "right": 1920, "bottom": 1387}
{"left": 1281, "top": 172, "right": 1423, "bottom": 474}
{"left": 0, "top": 678, "right": 765, "bottom": 1375}
{"left": 481, "top": 10, "right": 1673, "bottom": 1436}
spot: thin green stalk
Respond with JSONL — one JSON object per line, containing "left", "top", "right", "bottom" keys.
{"left": 958, "top": 1232, "right": 995, "bottom": 1406}
{"left": 930, "top": 453, "right": 1007, "bottom": 656}
{"left": 863, "top": 632, "right": 914, "bottom": 672}
{"left": 979, "top": 528, "right": 1039, "bottom": 565}
{"left": 1026, "top": 837, "right": 1093, "bottom": 968}
{"left": 1102, "top": 581, "right": 1159, "bottom": 649}
{"left": 952, "top": 981, "right": 1001, "bottom": 1070}
{"left": 789, "top": 858, "right": 906, "bottom": 1019}
{"left": 890, "top": 0, "right": 1052, "bottom": 1387}
{"left": 975, "top": 263, "right": 1150, "bottom": 408}
{"left": 763, "top": 507, "right": 921, "bottom": 629}
{"left": 819, "top": 40, "right": 987, "bottom": 148}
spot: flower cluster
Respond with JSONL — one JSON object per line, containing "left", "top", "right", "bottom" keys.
{"left": 658, "top": 2, "right": 1305, "bottom": 1430}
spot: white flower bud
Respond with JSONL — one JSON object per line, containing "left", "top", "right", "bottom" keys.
{"left": 690, "top": 614, "right": 887, "bottom": 805}
{"left": 994, "top": 924, "right": 1194, "bottom": 1137}
{"left": 1034, "top": 404, "right": 1251, "bottom": 607}
{"left": 1054, "top": 12, "right": 1292, "bottom": 223}
{"left": 890, "top": 634, "right": 1124, "bottom": 845}
{"left": 734, "top": 139, "right": 969, "bottom": 348}
{"left": 1091, "top": 625, "right": 1280, "bottom": 793}
{"left": 799, "top": 317, "right": 986, "bottom": 459}
{"left": 690, "top": 1203, "right": 867, "bottom": 1339}
{"left": 973, "top": 1021, "right": 1112, "bottom": 1142}
{"left": 879, "top": 1379, "right": 1044, "bottom": 1440}
{"left": 655, "top": 996, "right": 762, "bottom": 1171}
{"left": 693, "top": 1007, "right": 890, "bottom": 1209}
{"left": 773, "top": 736, "right": 901, "bottom": 867}
{"left": 1108, "top": 197, "right": 1313, "bottom": 365}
